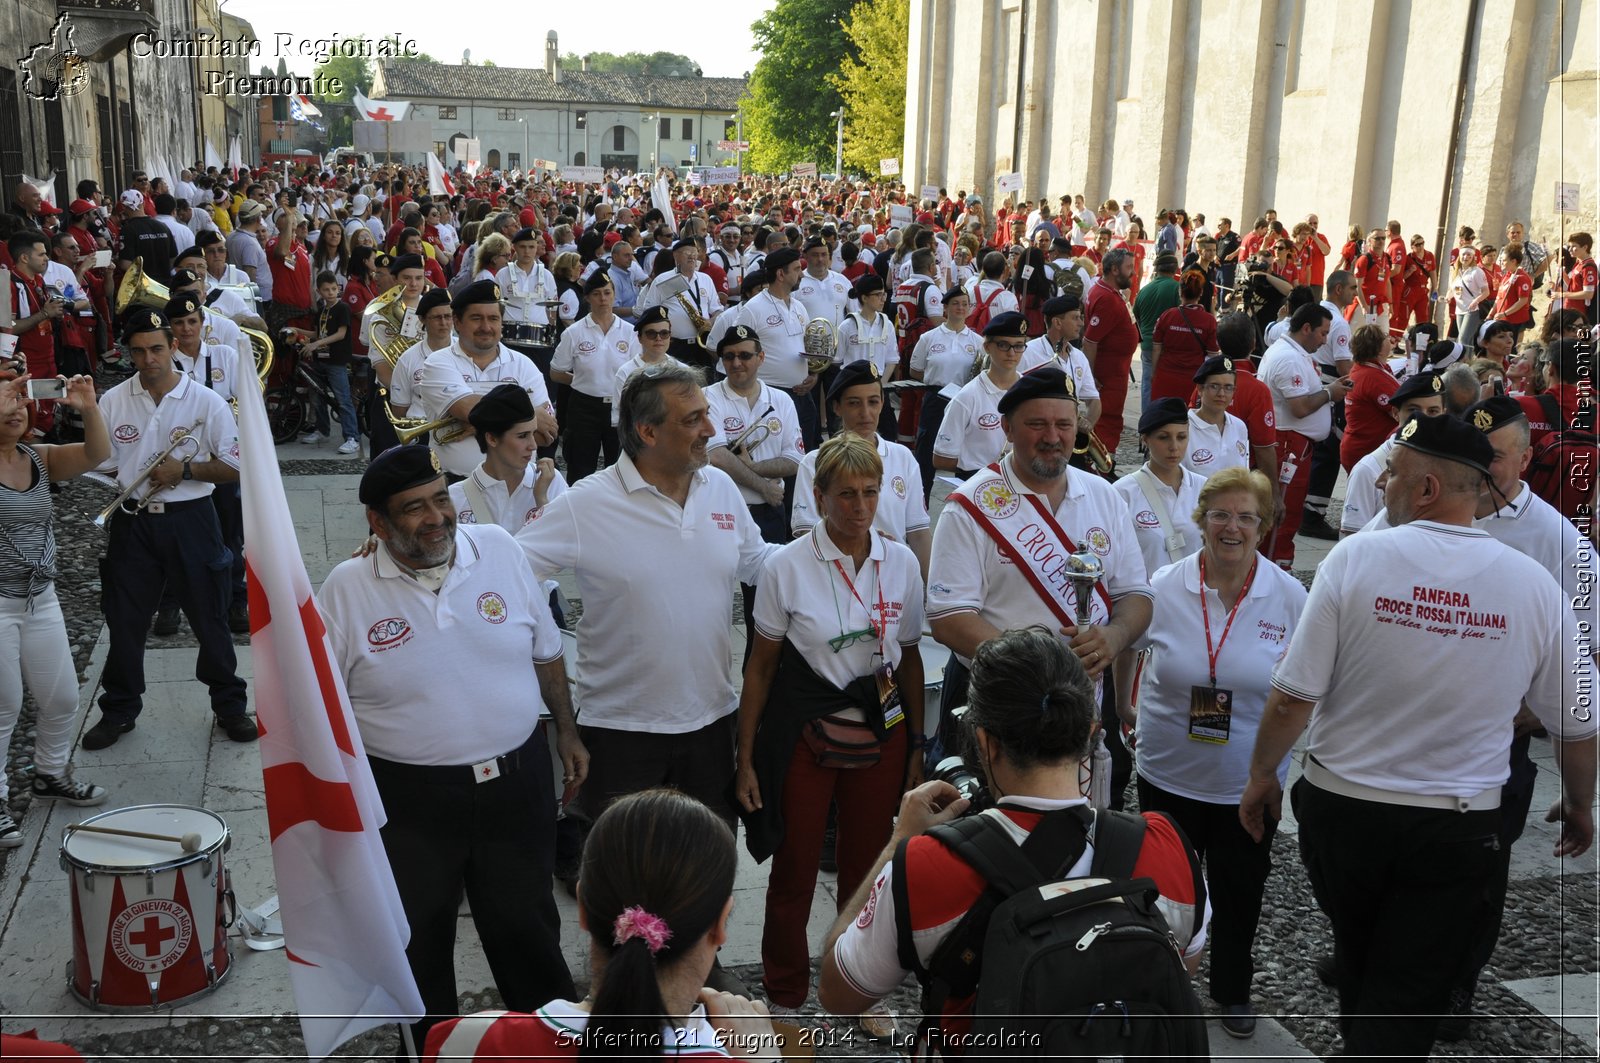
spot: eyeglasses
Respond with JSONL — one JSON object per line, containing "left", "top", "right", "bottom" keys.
{"left": 1204, "top": 510, "right": 1262, "bottom": 529}
{"left": 1202, "top": 382, "right": 1236, "bottom": 394}
{"left": 991, "top": 341, "right": 1028, "bottom": 354}
{"left": 829, "top": 625, "right": 879, "bottom": 653}
{"left": 640, "top": 328, "right": 672, "bottom": 340}
{"left": 720, "top": 350, "right": 758, "bottom": 362}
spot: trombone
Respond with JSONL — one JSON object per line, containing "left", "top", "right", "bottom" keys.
{"left": 94, "top": 419, "right": 206, "bottom": 527}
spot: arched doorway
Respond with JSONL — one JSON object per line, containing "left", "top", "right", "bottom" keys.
{"left": 600, "top": 124, "right": 639, "bottom": 172}
{"left": 573, "top": 151, "right": 587, "bottom": 166}
{"left": 487, "top": 148, "right": 501, "bottom": 170}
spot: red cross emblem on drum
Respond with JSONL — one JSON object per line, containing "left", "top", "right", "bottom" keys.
{"left": 111, "top": 899, "right": 194, "bottom": 974}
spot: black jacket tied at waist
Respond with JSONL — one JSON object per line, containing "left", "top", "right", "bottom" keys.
{"left": 735, "top": 639, "right": 887, "bottom": 863}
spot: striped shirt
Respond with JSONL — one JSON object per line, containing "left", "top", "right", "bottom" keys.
{"left": 0, "top": 446, "right": 56, "bottom": 601}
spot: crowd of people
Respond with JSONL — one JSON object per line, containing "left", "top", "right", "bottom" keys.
{"left": 1, "top": 156, "right": 1597, "bottom": 1061}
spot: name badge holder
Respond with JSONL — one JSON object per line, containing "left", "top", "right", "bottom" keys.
{"left": 1190, "top": 555, "right": 1256, "bottom": 745}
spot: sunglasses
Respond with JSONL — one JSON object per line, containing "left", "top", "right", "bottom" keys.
{"left": 640, "top": 328, "right": 672, "bottom": 340}
{"left": 720, "top": 350, "right": 758, "bottom": 362}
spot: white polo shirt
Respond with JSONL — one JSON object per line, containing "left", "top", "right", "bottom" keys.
{"left": 317, "top": 525, "right": 562, "bottom": 765}
{"left": 737, "top": 289, "right": 812, "bottom": 388}
{"left": 551, "top": 313, "right": 636, "bottom": 399}
{"left": 388, "top": 338, "right": 446, "bottom": 409}
{"left": 1316, "top": 299, "right": 1353, "bottom": 369}
{"left": 704, "top": 380, "right": 805, "bottom": 507}
{"left": 1183, "top": 409, "right": 1251, "bottom": 477}
{"left": 173, "top": 341, "right": 241, "bottom": 406}
{"left": 834, "top": 312, "right": 897, "bottom": 375}
{"left": 753, "top": 525, "right": 926, "bottom": 692}
{"left": 200, "top": 310, "right": 250, "bottom": 370}
{"left": 97, "top": 371, "right": 239, "bottom": 502}
{"left": 1111, "top": 463, "right": 1207, "bottom": 577}
{"left": 416, "top": 343, "right": 554, "bottom": 478}
{"left": 1272, "top": 522, "right": 1598, "bottom": 794}
{"left": 641, "top": 270, "right": 723, "bottom": 343}
{"left": 609, "top": 355, "right": 685, "bottom": 426}
{"left": 911, "top": 324, "right": 981, "bottom": 388}
{"left": 967, "top": 278, "right": 1018, "bottom": 319}
{"left": 1131, "top": 554, "right": 1308, "bottom": 803}
{"left": 449, "top": 462, "right": 569, "bottom": 532}
{"left": 1475, "top": 481, "right": 1596, "bottom": 623}
{"left": 928, "top": 456, "right": 1153, "bottom": 666}
{"left": 515, "top": 454, "right": 779, "bottom": 733}
{"left": 1339, "top": 439, "right": 1391, "bottom": 533}
{"left": 1015, "top": 339, "right": 1101, "bottom": 408}
{"left": 1258, "top": 333, "right": 1331, "bottom": 440}
{"left": 934, "top": 373, "right": 1010, "bottom": 471}
{"left": 792, "top": 434, "right": 928, "bottom": 540}
{"left": 496, "top": 261, "right": 557, "bottom": 324}
{"left": 795, "top": 270, "right": 852, "bottom": 329}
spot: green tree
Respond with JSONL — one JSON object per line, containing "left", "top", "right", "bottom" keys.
{"left": 560, "top": 51, "right": 703, "bottom": 77}
{"left": 829, "top": 0, "right": 907, "bottom": 175}
{"left": 743, "top": 0, "right": 855, "bottom": 173}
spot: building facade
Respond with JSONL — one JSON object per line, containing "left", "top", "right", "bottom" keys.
{"left": 371, "top": 32, "right": 747, "bottom": 172}
{"left": 904, "top": 0, "right": 1597, "bottom": 246}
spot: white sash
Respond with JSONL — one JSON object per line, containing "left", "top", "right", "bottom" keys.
{"left": 1132, "top": 467, "right": 1190, "bottom": 565}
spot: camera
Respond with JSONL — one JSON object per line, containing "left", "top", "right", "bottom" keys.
{"left": 932, "top": 755, "right": 991, "bottom": 815}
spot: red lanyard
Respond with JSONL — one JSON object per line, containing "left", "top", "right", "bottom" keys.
{"left": 1198, "top": 555, "right": 1256, "bottom": 687}
{"left": 833, "top": 557, "right": 886, "bottom": 651}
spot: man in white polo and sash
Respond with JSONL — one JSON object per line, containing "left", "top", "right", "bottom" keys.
{"left": 927, "top": 364, "right": 1153, "bottom": 738}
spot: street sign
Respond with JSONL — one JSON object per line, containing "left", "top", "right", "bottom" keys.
{"left": 880, "top": 157, "right": 900, "bottom": 176}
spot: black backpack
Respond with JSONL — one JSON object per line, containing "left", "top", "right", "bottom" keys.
{"left": 901, "top": 806, "right": 1210, "bottom": 1061}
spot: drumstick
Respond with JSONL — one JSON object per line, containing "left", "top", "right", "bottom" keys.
{"left": 67, "top": 822, "right": 202, "bottom": 853}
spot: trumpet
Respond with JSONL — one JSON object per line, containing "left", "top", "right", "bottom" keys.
{"left": 1073, "top": 428, "right": 1116, "bottom": 478}
{"left": 803, "top": 317, "right": 836, "bottom": 374}
{"left": 94, "top": 420, "right": 206, "bottom": 527}
{"left": 380, "top": 387, "right": 470, "bottom": 445}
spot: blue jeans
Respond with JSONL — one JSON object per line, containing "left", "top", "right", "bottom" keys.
{"left": 1139, "top": 345, "right": 1155, "bottom": 412}
{"left": 314, "top": 362, "right": 359, "bottom": 441}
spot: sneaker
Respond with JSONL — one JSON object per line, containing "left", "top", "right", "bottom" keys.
{"left": 1299, "top": 511, "right": 1339, "bottom": 541}
{"left": 858, "top": 1002, "right": 896, "bottom": 1041}
{"left": 337, "top": 438, "right": 361, "bottom": 456}
{"left": 0, "top": 811, "right": 20, "bottom": 848}
{"left": 1219, "top": 1003, "right": 1256, "bottom": 1039}
{"left": 298, "top": 431, "right": 324, "bottom": 445}
{"left": 32, "top": 770, "right": 108, "bottom": 806}
{"left": 218, "top": 715, "right": 259, "bottom": 743}
{"left": 152, "top": 607, "right": 181, "bottom": 637}
{"left": 228, "top": 600, "right": 250, "bottom": 634}
{"left": 81, "top": 718, "right": 134, "bottom": 751}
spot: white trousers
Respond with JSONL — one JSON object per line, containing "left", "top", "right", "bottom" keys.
{"left": 0, "top": 586, "right": 82, "bottom": 801}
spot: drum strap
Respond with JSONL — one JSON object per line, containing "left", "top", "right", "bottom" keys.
{"left": 462, "top": 472, "right": 492, "bottom": 527}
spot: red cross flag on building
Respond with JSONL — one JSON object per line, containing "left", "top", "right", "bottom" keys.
{"left": 236, "top": 365, "right": 423, "bottom": 1057}
{"left": 353, "top": 88, "right": 410, "bottom": 122}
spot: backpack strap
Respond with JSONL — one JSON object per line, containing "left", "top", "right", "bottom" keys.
{"left": 1086, "top": 808, "right": 1148, "bottom": 879}
{"left": 1536, "top": 392, "right": 1564, "bottom": 431}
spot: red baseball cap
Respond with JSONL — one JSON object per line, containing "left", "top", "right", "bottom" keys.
{"left": 603, "top": 231, "right": 623, "bottom": 248}
{"left": 37, "top": 200, "right": 61, "bottom": 216}
{"left": 68, "top": 199, "right": 97, "bottom": 216}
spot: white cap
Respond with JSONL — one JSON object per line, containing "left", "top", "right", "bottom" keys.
{"left": 351, "top": 194, "right": 371, "bottom": 214}
{"left": 120, "top": 189, "right": 144, "bottom": 210}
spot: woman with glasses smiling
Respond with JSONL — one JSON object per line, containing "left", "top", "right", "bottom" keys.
{"left": 733, "top": 431, "right": 924, "bottom": 1039}
{"left": 1112, "top": 466, "right": 1307, "bottom": 1040}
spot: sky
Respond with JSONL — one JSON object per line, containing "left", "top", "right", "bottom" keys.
{"left": 219, "top": 0, "right": 777, "bottom": 79}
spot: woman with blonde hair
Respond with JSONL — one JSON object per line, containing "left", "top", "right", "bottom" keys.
{"left": 474, "top": 233, "right": 513, "bottom": 283}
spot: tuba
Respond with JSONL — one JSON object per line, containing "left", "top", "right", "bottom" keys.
{"left": 803, "top": 317, "right": 836, "bottom": 374}
{"left": 118, "top": 258, "right": 274, "bottom": 401}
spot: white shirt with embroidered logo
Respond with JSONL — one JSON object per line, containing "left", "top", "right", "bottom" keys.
{"left": 911, "top": 323, "right": 981, "bottom": 388}
{"left": 753, "top": 525, "right": 926, "bottom": 697}
{"left": 934, "top": 373, "right": 1009, "bottom": 471}
{"left": 1016, "top": 338, "right": 1101, "bottom": 409}
{"left": 495, "top": 260, "right": 558, "bottom": 324}
{"left": 834, "top": 312, "right": 897, "bottom": 376}
{"left": 1183, "top": 409, "right": 1251, "bottom": 478}
{"left": 515, "top": 454, "right": 779, "bottom": 733}
{"left": 928, "top": 456, "right": 1152, "bottom": 667}
{"left": 792, "top": 435, "right": 928, "bottom": 540}
{"left": 173, "top": 341, "right": 241, "bottom": 406}
{"left": 795, "top": 269, "right": 852, "bottom": 329}
{"left": 1111, "top": 463, "right": 1207, "bottom": 578}
{"left": 389, "top": 337, "right": 448, "bottom": 410}
{"left": 704, "top": 380, "right": 805, "bottom": 507}
{"left": 416, "top": 342, "right": 555, "bottom": 478}
{"left": 317, "top": 525, "right": 563, "bottom": 765}
{"left": 641, "top": 270, "right": 722, "bottom": 343}
{"left": 449, "top": 463, "right": 569, "bottom": 532}
{"left": 1259, "top": 333, "right": 1331, "bottom": 440}
{"left": 732, "top": 289, "right": 812, "bottom": 388}
{"left": 96, "top": 372, "right": 240, "bottom": 503}
{"left": 550, "top": 313, "right": 637, "bottom": 400}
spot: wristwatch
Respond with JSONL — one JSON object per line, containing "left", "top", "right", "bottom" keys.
{"left": 181, "top": 460, "right": 194, "bottom": 481}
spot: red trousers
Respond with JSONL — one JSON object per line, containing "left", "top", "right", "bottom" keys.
{"left": 1392, "top": 290, "right": 1431, "bottom": 334}
{"left": 761, "top": 724, "right": 907, "bottom": 1007}
{"left": 1268, "top": 430, "right": 1315, "bottom": 567}
{"left": 1093, "top": 352, "right": 1134, "bottom": 452}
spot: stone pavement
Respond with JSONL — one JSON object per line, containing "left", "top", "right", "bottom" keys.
{"left": 0, "top": 401, "right": 1594, "bottom": 1060}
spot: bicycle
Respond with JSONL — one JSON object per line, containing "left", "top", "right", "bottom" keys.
{"left": 264, "top": 335, "right": 372, "bottom": 445}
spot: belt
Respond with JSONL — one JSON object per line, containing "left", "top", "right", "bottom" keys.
{"left": 119, "top": 496, "right": 214, "bottom": 517}
{"left": 1304, "top": 757, "right": 1500, "bottom": 813}
{"left": 369, "top": 727, "right": 541, "bottom": 786}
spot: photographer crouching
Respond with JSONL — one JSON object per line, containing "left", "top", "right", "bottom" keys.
{"left": 819, "top": 626, "right": 1210, "bottom": 1059}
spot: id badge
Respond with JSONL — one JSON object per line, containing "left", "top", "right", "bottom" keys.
{"left": 400, "top": 306, "right": 420, "bottom": 338}
{"left": 1188, "top": 685, "right": 1233, "bottom": 744}
{"left": 875, "top": 659, "right": 904, "bottom": 729}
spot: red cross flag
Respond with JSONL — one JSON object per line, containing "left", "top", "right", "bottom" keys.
{"left": 352, "top": 88, "right": 410, "bottom": 122}
{"left": 236, "top": 362, "right": 422, "bottom": 1056}
{"left": 427, "top": 151, "right": 456, "bottom": 198}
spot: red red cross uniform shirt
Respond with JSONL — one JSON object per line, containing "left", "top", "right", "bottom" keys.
{"left": 1224, "top": 360, "right": 1278, "bottom": 456}
{"left": 1386, "top": 237, "right": 1408, "bottom": 304}
{"left": 1565, "top": 257, "right": 1598, "bottom": 323}
{"left": 1340, "top": 361, "right": 1401, "bottom": 471}
{"left": 1492, "top": 268, "right": 1533, "bottom": 325}
{"left": 1353, "top": 252, "right": 1390, "bottom": 309}
{"left": 7, "top": 270, "right": 56, "bottom": 366}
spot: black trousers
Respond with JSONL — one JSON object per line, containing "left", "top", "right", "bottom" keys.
{"left": 914, "top": 392, "right": 951, "bottom": 503}
{"left": 1459, "top": 732, "right": 1540, "bottom": 992}
{"left": 579, "top": 712, "right": 737, "bottom": 830}
{"left": 1305, "top": 370, "right": 1344, "bottom": 516}
{"left": 561, "top": 391, "right": 619, "bottom": 483}
{"left": 1293, "top": 777, "right": 1500, "bottom": 1060}
{"left": 670, "top": 337, "right": 714, "bottom": 374}
{"left": 157, "top": 483, "right": 246, "bottom": 612}
{"left": 1137, "top": 777, "right": 1274, "bottom": 1004}
{"left": 777, "top": 384, "right": 822, "bottom": 452}
{"left": 368, "top": 385, "right": 402, "bottom": 455}
{"left": 739, "top": 502, "right": 790, "bottom": 668}
{"left": 1098, "top": 669, "right": 1133, "bottom": 811}
{"left": 370, "top": 726, "right": 571, "bottom": 1056}
{"left": 98, "top": 500, "right": 248, "bottom": 724}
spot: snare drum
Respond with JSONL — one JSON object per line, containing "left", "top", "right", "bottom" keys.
{"left": 502, "top": 322, "right": 542, "bottom": 346}
{"left": 61, "top": 804, "right": 233, "bottom": 1010}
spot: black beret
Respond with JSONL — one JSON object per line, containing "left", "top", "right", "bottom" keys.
{"left": 1389, "top": 370, "right": 1443, "bottom": 407}
{"left": 983, "top": 311, "right": 1029, "bottom": 340}
{"left": 372, "top": 252, "right": 395, "bottom": 270}
{"left": 672, "top": 238, "right": 699, "bottom": 253}
{"left": 849, "top": 274, "right": 885, "bottom": 299}
{"left": 1465, "top": 395, "right": 1527, "bottom": 435}
{"left": 512, "top": 227, "right": 540, "bottom": 243}
{"left": 764, "top": 247, "right": 801, "bottom": 273}
{"left": 417, "top": 288, "right": 452, "bottom": 317}
{"left": 803, "top": 236, "right": 826, "bottom": 252}
{"left": 740, "top": 269, "right": 769, "bottom": 295}
{"left": 583, "top": 270, "right": 615, "bottom": 295}
{"left": 1193, "top": 354, "right": 1238, "bottom": 384}
{"left": 1394, "top": 413, "right": 1493, "bottom": 477}
{"left": 716, "top": 324, "right": 761, "bottom": 354}
{"left": 359, "top": 444, "right": 444, "bottom": 507}
{"left": 391, "top": 253, "right": 425, "bottom": 274}
{"left": 1138, "top": 397, "right": 1189, "bottom": 435}
{"left": 636, "top": 305, "right": 671, "bottom": 329}
{"left": 169, "top": 268, "right": 202, "bottom": 289}
{"left": 452, "top": 279, "right": 503, "bottom": 315}
{"left": 827, "top": 359, "right": 882, "bottom": 403}
{"left": 1042, "top": 293, "right": 1081, "bottom": 318}
{"left": 997, "top": 365, "right": 1075, "bottom": 416}
{"left": 943, "top": 284, "right": 968, "bottom": 304}
{"left": 163, "top": 292, "right": 203, "bottom": 320}
{"left": 120, "top": 307, "right": 169, "bottom": 342}
{"left": 467, "top": 383, "right": 536, "bottom": 433}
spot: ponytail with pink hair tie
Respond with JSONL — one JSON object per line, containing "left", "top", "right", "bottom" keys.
{"left": 612, "top": 907, "right": 673, "bottom": 955}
